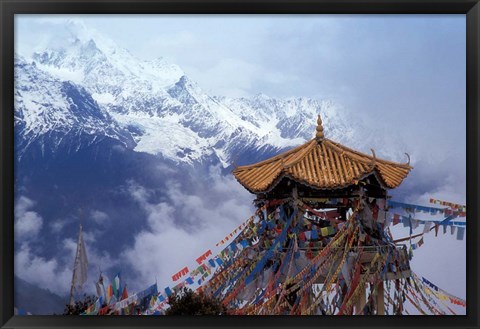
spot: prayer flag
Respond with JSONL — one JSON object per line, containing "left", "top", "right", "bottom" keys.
{"left": 112, "top": 273, "right": 121, "bottom": 298}
{"left": 423, "top": 222, "right": 432, "bottom": 234}
{"left": 149, "top": 295, "right": 157, "bottom": 308}
{"left": 320, "top": 227, "right": 328, "bottom": 237}
{"left": 196, "top": 250, "right": 212, "bottom": 264}
{"left": 304, "top": 231, "right": 311, "bottom": 240}
{"left": 121, "top": 285, "right": 128, "bottom": 300}
{"left": 106, "top": 284, "right": 113, "bottom": 304}
{"left": 109, "top": 295, "right": 117, "bottom": 306}
{"left": 70, "top": 224, "right": 88, "bottom": 305}
{"left": 412, "top": 218, "right": 419, "bottom": 229}
{"left": 95, "top": 281, "right": 104, "bottom": 298}
{"left": 172, "top": 266, "right": 189, "bottom": 281}
{"left": 418, "top": 237, "right": 424, "bottom": 247}
{"left": 451, "top": 226, "right": 456, "bottom": 235}
{"left": 299, "top": 232, "right": 306, "bottom": 241}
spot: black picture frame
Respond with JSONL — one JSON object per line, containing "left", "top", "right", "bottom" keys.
{"left": 1, "top": 1, "right": 478, "bottom": 328}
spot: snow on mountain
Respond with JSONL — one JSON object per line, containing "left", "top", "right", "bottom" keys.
{"left": 14, "top": 54, "right": 135, "bottom": 158}
{"left": 218, "top": 95, "right": 352, "bottom": 144}
{"left": 15, "top": 21, "right": 408, "bottom": 167}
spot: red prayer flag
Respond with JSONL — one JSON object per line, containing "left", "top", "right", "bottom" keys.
{"left": 196, "top": 250, "right": 212, "bottom": 264}
{"left": 99, "top": 306, "right": 110, "bottom": 315}
{"left": 172, "top": 266, "right": 190, "bottom": 281}
{"left": 121, "top": 285, "right": 128, "bottom": 300}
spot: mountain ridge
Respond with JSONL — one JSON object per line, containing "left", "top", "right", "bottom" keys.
{"left": 16, "top": 45, "right": 374, "bottom": 166}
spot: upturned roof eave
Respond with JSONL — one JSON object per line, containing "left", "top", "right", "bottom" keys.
{"left": 232, "top": 136, "right": 413, "bottom": 194}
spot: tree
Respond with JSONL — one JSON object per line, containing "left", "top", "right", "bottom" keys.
{"left": 62, "top": 294, "right": 96, "bottom": 315}
{"left": 165, "top": 288, "right": 228, "bottom": 315}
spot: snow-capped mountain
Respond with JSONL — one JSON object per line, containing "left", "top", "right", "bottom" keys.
{"left": 14, "top": 55, "right": 135, "bottom": 159}
{"left": 15, "top": 20, "right": 407, "bottom": 167}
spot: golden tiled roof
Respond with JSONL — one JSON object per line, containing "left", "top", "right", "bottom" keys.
{"left": 233, "top": 116, "right": 412, "bottom": 193}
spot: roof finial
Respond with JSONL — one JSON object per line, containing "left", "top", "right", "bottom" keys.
{"left": 405, "top": 152, "right": 411, "bottom": 166}
{"left": 315, "top": 114, "right": 324, "bottom": 142}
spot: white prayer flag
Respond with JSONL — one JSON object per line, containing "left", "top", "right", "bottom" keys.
{"left": 423, "top": 221, "right": 432, "bottom": 234}
{"left": 73, "top": 225, "right": 89, "bottom": 290}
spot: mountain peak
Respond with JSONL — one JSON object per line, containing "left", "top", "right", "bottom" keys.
{"left": 15, "top": 19, "right": 407, "bottom": 166}
{"left": 255, "top": 93, "right": 271, "bottom": 100}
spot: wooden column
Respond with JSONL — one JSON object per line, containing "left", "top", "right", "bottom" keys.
{"left": 355, "top": 286, "right": 366, "bottom": 315}
{"left": 376, "top": 281, "right": 385, "bottom": 315}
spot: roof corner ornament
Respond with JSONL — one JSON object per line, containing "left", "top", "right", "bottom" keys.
{"left": 315, "top": 115, "right": 325, "bottom": 142}
{"left": 404, "top": 152, "right": 411, "bottom": 166}
{"left": 370, "top": 148, "right": 377, "bottom": 165}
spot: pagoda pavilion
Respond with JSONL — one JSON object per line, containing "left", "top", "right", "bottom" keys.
{"left": 233, "top": 115, "right": 411, "bottom": 211}
{"left": 203, "top": 115, "right": 414, "bottom": 315}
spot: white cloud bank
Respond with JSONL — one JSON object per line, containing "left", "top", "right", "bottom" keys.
{"left": 121, "top": 166, "right": 254, "bottom": 293}
{"left": 15, "top": 196, "right": 43, "bottom": 240}
{"left": 14, "top": 196, "right": 119, "bottom": 297}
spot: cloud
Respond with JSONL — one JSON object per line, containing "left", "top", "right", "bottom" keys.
{"left": 186, "top": 58, "right": 299, "bottom": 98}
{"left": 15, "top": 195, "right": 118, "bottom": 297}
{"left": 90, "top": 210, "right": 110, "bottom": 225}
{"left": 15, "top": 230, "right": 119, "bottom": 297}
{"left": 50, "top": 220, "right": 67, "bottom": 234}
{"left": 15, "top": 196, "right": 43, "bottom": 240}
{"left": 14, "top": 243, "right": 72, "bottom": 295}
{"left": 121, "top": 165, "right": 254, "bottom": 292}
{"left": 391, "top": 153, "right": 466, "bottom": 206}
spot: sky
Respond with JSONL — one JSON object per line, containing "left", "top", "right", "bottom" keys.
{"left": 14, "top": 15, "right": 467, "bottom": 313}
{"left": 16, "top": 14, "right": 467, "bottom": 197}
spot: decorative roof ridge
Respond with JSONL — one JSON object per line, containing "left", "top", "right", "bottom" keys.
{"left": 326, "top": 139, "right": 413, "bottom": 169}
{"left": 232, "top": 115, "right": 413, "bottom": 193}
{"left": 232, "top": 140, "right": 314, "bottom": 172}
{"left": 233, "top": 136, "right": 412, "bottom": 174}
